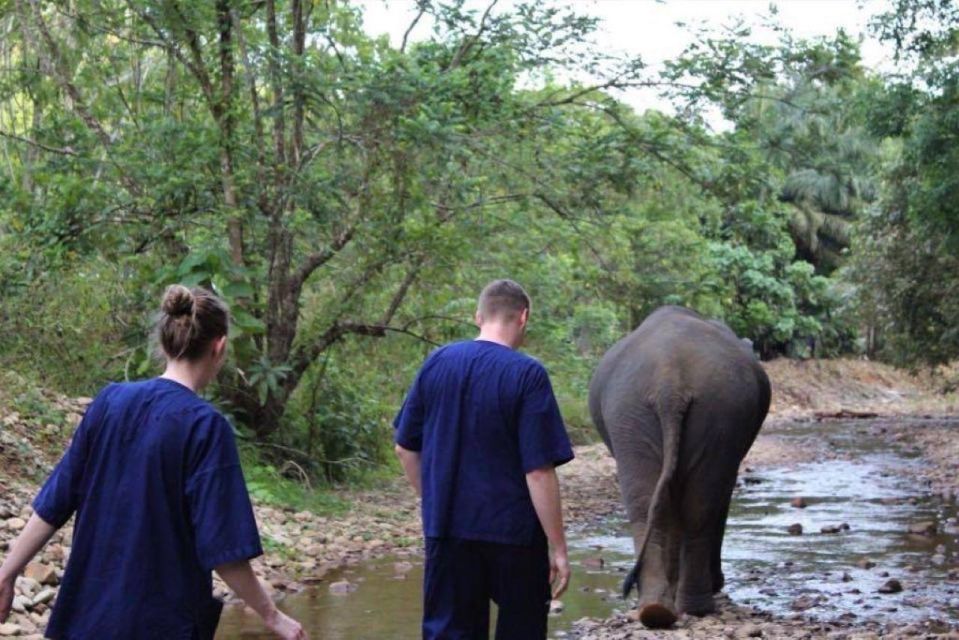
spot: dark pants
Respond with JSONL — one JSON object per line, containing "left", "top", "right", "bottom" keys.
{"left": 423, "top": 537, "right": 550, "bottom": 640}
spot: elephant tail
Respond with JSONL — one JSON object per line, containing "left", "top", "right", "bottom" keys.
{"left": 622, "top": 393, "right": 688, "bottom": 600}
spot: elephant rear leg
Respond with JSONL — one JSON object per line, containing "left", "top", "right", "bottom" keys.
{"left": 710, "top": 480, "right": 735, "bottom": 594}
{"left": 610, "top": 412, "right": 680, "bottom": 612}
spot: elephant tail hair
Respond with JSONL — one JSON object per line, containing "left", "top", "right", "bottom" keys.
{"left": 622, "top": 393, "right": 689, "bottom": 601}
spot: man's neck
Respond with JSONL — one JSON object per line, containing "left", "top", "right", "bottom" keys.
{"left": 476, "top": 328, "right": 519, "bottom": 350}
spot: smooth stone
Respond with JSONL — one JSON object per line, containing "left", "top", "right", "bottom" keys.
{"left": 328, "top": 580, "right": 356, "bottom": 595}
{"left": 878, "top": 579, "right": 903, "bottom": 594}
{"left": 23, "top": 563, "right": 57, "bottom": 586}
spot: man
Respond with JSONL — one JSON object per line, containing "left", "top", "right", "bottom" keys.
{"left": 394, "top": 279, "right": 574, "bottom": 640}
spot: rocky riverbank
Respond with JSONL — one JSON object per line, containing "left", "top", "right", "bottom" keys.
{"left": 0, "top": 359, "right": 956, "bottom": 638}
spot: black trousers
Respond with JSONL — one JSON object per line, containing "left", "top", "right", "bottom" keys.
{"left": 422, "top": 537, "right": 550, "bottom": 640}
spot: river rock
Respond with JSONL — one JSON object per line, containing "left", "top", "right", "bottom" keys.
{"left": 841, "top": 572, "right": 853, "bottom": 582}
{"left": 787, "top": 523, "right": 803, "bottom": 535}
{"left": 12, "top": 594, "right": 29, "bottom": 613}
{"left": 328, "top": 580, "right": 356, "bottom": 595}
{"left": 5, "top": 517, "right": 25, "bottom": 530}
{"left": 32, "top": 588, "right": 56, "bottom": 606}
{"left": 16, "top": 576, "right": 40, "bottom": 597}
{"left": 582, "top": 557, "right": 605, "bottom": 569}
{"left": 790, "top": 595, "right": 818, "bottom": 611}
{"left": 878, "top": 579, "right": 903, "bottom": 594}
{"left": 549, "top": 599, "right": 564, "bottom": 614}
{"left": 908, "top": 521, "right": 936, "bottom": 535}
{"left": 857, "top": 559, "right": 876, "bottom": 570}
{"left": 23, "top": 563, "right": 57, "bottom": 586}
{"left": 737, "top": 623, "right": 764, "bottom": 638}
{"left": 821, "top": 525, "right": 842, "bottom": 534}
{"left": 790, "top": 497, "right": 808, "bottom": 509}
{"left": 0, "top": 623, "right": 22, "bottom": 636}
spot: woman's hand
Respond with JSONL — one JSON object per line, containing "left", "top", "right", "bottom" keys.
{"left": 214, "top": 560, "right": 308, "bottom": 639}
{"left": 0, "top": 572, "right": 14, "bottom": 623}
{"left": 264, "top": 609, "right": 308, "bottom": 640}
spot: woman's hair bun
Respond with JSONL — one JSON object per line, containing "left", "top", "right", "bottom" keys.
{"left": 161, "top": 284, "right": 196, "bottom": 317}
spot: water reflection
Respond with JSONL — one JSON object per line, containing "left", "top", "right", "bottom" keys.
{"left": 218, "top": 420, "right": 959, "bottom": 638}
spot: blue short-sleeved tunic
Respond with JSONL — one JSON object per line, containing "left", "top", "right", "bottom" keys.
{"left": 394, "top": 340, "right": 574, "bottom": 546}
{"left": 32, "top": 378, "right": 263, "bottom": 640}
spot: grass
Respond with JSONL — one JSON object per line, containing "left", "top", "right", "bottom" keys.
{"left": 239, "top": 445, "right": 353, "bottom": 516}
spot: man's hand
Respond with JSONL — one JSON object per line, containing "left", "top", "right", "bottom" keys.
{"left": 264, "top": 609, "right": 308, "bottom": 640}
{"left": 0, "top": 573, "right": 13, "bottom": 623}
{"left": 394, "top": 444, "right": 422, "bottom": 497}
{"left": 549, "top": 546, "right": 571, "bottom": 599}
{"left": 526, "top": 466, "right": 572, "bottom": 599}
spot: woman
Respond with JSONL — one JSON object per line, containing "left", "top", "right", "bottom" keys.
{"left": 0, "top": 285, "right": 307, "bottom": 639}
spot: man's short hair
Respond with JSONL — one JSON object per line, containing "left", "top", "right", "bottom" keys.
{"left": 477, "top": 279, "right": 531, "bottom": 322}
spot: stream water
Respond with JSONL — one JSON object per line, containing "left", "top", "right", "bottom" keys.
{"left": 217, "top": 419, "right": 959, "bottom": 638}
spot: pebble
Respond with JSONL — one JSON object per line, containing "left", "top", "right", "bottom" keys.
{"left": 878, "top": 579, "right": 903, "bottom": 594}
{"left": 5, "top": 518, "right": 25, "bottom": 531}
{"left": 787, "top": 523, "right": 803, "bottom": 535}
{"left": 790, "top": 497, "right": 807, "bottom": 509}
{"left": 549, "top": 599, "right": 564, "bottom": 614}
{"left": 908, "top": 521, "right": 936, "bottom": 535}
{"left": 790, "top": 595, "right": 818, "bottom": 611}
{"left": 328, "top": 580, "right": 356, "bottom": 595}
{"left": 738, "top": 623, "right": 764, "bottom": 638}
{"left": 31, "top": 588, "right": 55, "bottom": 607}
{"left": 0, "top": 623, "right": 22, "bottom": 636}
{"left": 23, "top": 563, "right": 57, "bottom": 586}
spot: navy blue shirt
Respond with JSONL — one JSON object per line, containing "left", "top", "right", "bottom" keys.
{"left": 394, "top": 340, "right": 574, "bottom": 546}
{"left": 33, "top": 378, "right": 262, "bottom": 640}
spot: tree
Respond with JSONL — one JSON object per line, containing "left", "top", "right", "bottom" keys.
{"left": 0, "top": 1, "right": 649, "bottom": 437}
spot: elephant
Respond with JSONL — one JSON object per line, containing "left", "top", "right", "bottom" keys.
{"left": 588, "top": 305, "right": 770, "bottom": 624}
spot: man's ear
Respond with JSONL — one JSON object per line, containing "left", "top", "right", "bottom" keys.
{"left": 475, "top": 310, "right": 483, "bottom": 327}
{"left": 518, "top": 307, "right": 529, "bottom": 327}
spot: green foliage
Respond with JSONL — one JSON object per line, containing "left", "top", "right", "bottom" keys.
{"left": 241, "top": 447, "right": 350, "bottom": 516}
{"left": 2, "top": 0, "right": 959, "bottom": 494}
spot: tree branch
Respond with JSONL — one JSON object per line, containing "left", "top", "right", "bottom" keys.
{"left": 0, "top": 130, "right": 76, "bottom": 155}
{"left": 292, "top": 224, "right": 356, "bottom": 291}
{"left": 24, "top": 0, "right": 141, "bottom": 195}
{"left": 400, "top": 2, "right": 428, "bottom": 53}
{"left": 447, "top": 0, "right": 498, "bottom": 70}
{"left": 338, "top": 322, "right": 440, "bottom": 346}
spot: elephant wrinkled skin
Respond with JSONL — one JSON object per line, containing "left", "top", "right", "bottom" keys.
{"left": 588, "top": 306, "right": 771, "bottom": 621}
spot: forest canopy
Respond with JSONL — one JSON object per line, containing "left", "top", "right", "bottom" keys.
{"left": 0, "top": 0, "right": 956, "bottom": 480}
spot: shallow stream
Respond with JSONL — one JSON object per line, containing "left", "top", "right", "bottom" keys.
{"left": 218, "top": 419, "right": 959, "bottom": 638}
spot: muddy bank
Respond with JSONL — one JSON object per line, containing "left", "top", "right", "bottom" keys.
{"left": 572, "top": 595, "right": 959, "bottom": 639}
